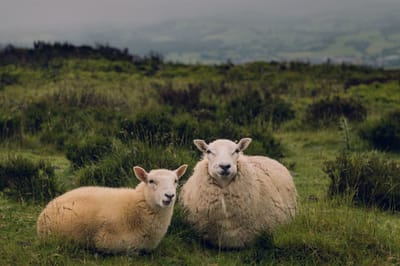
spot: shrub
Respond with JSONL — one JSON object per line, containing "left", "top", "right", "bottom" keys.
{"left": 360, "top": 110, "right": 400, "bottom": 152}
{"left": 118, "top": 111, "right": 203, "bottom": 147}
{"left": 159, "top": 83, "right": 202, "bottom": 112}
{"left": 324, "top": 151, "right": 400, "bottom": 210}
{"left": 225, "top": 89, "right": 295, "bottom": 127}
{"left": 24, "top": 102, "right": 50, "bottom": 133}
{"left": 0, "top": 155, "right": 61, "bottom": 202}
{"left": 0, "top": 72, "right": 19, "bottom": 89}
{"left": 65, "top": 135, "right": 113, "bottom": 168}
{"left": 78, "top": 141, "right": 196, "bottom": 187}
{"left": 118, "top": 111, "right": 174, "bottom": 146}
{"left": 196, "top": 118, "right": 243, "bottom": 143}
{"left": 305, "top": 96, "right": 367, "bottom": 127}
{"left": 39, "top": 109, "right": 97, "bottom": 150}
{"left": 78, "top": 152, "right": 132, "bottom": 188}
{"left": 0, "top": 113, "right": 22, "bottom": 140}
{"left": 246, "top": 126, "right": 285, "bottom": 159}
{"left": 172, "top": 114, "right": 202, "bottom": 146}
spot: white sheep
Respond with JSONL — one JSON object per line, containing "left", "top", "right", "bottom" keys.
{"left": 37, "top": 164, "right": 188, "bottom": 254}
{"left": 180, "top": 138, "right": 296, "bottom": 248}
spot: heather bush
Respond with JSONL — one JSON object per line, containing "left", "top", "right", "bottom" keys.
{"left": 118, "top": 111, "right": 174, "bottom": 146}
{"left": 78, "top": 141, "right": 196, "bottom": 187}
{"left": 305, "top": 96, "right": 367, "bottom": 127}
{"left": 360, "top": 110, "right": 400, "bottom": 152}
{"left": 66, "top": 135, "right": 113, "bottom": 168}
{"left": 225, "top": 89, "right": 295, "bottom": 127}
{"left": 118, "top": 111, "right": 206, "bottom": 147}
{"left": 324, "top": 151, "right": 400, "bottom": 210}
{"left": 0, "top": 155, "right": 61, "bottom": 202}
{"left": 159, "top": 83, "right": 202, "bottom": 112}
{"left": 24, "top": 102, "right": 50, "bottom": 133}
{"left": 0, "top": 72, "right": 19, "bottom": 89}
{"left": 246, "top": 126, "right": 285, "bottom": 159}
{"left": 0, "top": 113, "right": 22, "bottom": 140}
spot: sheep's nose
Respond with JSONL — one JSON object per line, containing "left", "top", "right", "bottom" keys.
{"left": 165, "top": 193, "right": 175, "bottom": 199}
{"left": 219, "top": 164, "right": 231, "bottom": 171}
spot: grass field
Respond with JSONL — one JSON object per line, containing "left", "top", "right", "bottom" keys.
{"left": 1, "top": 46, "right": 400, "bottom": 265}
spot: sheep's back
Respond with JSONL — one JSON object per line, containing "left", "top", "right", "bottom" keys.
{"left": 37, "top": 187, "right": 134, "bottom": 243}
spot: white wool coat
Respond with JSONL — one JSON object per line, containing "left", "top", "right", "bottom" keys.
{"left": 180, "top": 155, "right": 297, "bottom": 248}
{"left": 37, "top": 184, "right": 174, "bottom": 254}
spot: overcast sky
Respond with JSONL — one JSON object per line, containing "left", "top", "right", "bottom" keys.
{"left": 1, "top": 0, "right": 399, "bottom": 45}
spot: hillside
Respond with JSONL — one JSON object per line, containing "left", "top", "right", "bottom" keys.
{"left": 3, "top": 2, "right": 400, "bottom": 68}
{"left": 67, "top": 4, "right": 400, "bottom": 68}
{"left": 129, "top": 13, "right": 400, "bottom": 67}
{"left": 1, "top": 44, "right": 400, "bottom": 265}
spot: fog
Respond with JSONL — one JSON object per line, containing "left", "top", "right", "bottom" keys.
{"left": 1, "top": 0, "right": 399, "bottom": 65}
{"left": 1, "top": 0, "right": 397, "bottom": 32}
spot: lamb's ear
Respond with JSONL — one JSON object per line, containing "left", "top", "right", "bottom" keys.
{"left": 193, "top": 139, "right": 208, "bottom": 153}
{"left": 133, "top": 166, "right": 148, "bottom": 183}
{"left": 174, "top": 164, "right": 188, "bottom": 179}
{"left": 237, "top": 138, "right": 252, "bottom": 152}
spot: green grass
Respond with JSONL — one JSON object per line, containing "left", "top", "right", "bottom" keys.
{"left": 1, "top": 52, "right": 400, "bottom": 264}
{"left": 1, "top": 129, "right": 399, "bottom": 265}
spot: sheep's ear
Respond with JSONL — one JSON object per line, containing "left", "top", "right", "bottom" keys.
{"left": 133, "top": 166, "right": 148, "bottom": 183}
{"left": 238, "top": 138, "right": 252, "bottom": 152}
{"left": 174, "top": 164, "right": 188, "bottom": 179}
{"left": 193, "top": 139, "right": 208, "bottom": 153}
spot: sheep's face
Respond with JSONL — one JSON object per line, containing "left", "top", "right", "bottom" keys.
{"left": 194, "top": 138, "right": 252, "bottom": 188}
{"left": 133, "top": 165, "right": 187, "bottom": 208}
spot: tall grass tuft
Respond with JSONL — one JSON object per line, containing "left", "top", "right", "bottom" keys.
{"left": 65, "top": 135, "right": 113, "bottom": 168}
{"left": 0, "top": 113, "right": 22, "bottom": 140}
{"left": 360, "top": 110, "right": 400, "bottom": 152}
{"left": 78, "top": 141, "right": 196, "bottom": 187}
{"left": 324, "top": 151, "right": 400, "bottom": 210}
{"left": 0, "top": 155, "right": 61, "bottom": 202}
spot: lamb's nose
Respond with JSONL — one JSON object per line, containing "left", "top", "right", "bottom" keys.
{"left": 219, "top": 164, "right": 231, "bottom": 171}
{"left": 165, "top": 193, "right": 175, "bottom": 199}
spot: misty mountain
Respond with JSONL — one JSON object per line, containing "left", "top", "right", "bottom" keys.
{"left": 97, "top": 8, "right": 400, "bottom": 67}
{"left": 1, "top": 0, "right": 400, "bottom": 67}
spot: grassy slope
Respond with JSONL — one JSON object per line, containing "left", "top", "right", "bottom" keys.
{"left": 1, "top": 58, "right": 400, "bottom": 265}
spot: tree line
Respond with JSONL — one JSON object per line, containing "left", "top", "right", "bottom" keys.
{"left": 0, "top": 41, "right": 163, "bottom": 68}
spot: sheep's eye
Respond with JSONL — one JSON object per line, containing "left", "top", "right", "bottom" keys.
{"left": 174, "top": 179, "right": 178, "bottom": 184}
{"left": 206, "top": 149, "right": 212, "bottom": 154}
{"left": 149, "top": 179, "right": 155, "bottom": 184}
{"left": 235, "top": 149, "right": 240, "bottom": 153}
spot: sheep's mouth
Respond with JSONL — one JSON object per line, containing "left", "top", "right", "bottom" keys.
{"left": 219, "top": 170, "right": 231, "bottom": 177}
{"left": 162, "top": 200, "right": 172, "bottom": 206}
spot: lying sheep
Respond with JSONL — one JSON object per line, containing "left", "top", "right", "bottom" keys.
{"left": 180, "top": 138, "right": 296, "bottom": 248}
{"left": 37, "top": 164, "right": 188, "bottom": 254}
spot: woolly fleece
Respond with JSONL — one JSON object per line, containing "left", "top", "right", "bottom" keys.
{"left": 180, "top": 155, "right": 297, "bottom": 248}
{"left": 37, "top": 166, "right": 187, "bottom": 254}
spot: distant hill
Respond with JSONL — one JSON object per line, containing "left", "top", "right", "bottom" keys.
{"left": 115, "top": 12, "right": 400, "bottom": 68}
{"left": 1, "top": 2, "right": 399, "bottom": 68}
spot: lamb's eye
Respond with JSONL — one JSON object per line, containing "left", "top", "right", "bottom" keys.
{"left": 206, "top": 149, "right": 212, "bottom": 154}
{"left": 235, "top": 149, "right": 240, "bottom": 153}
{"left": 149, "top": 179, "right": 155, "bottom": 184}
{"left": 174, "top": 179, "right": 178, "bottom": 184}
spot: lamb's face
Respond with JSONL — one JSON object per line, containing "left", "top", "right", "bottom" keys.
{"left": 194, "top": 138, "right": 252, "bottom": 188}
{"left": 133, "top": 165, "right": 187, "bottom": 208}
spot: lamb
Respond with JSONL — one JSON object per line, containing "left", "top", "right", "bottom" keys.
{"left": 37, "top": 164, "right": 188, "bottom": 254}
{"left": 180, "top": 138, "right": 296, "bottom": 248}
